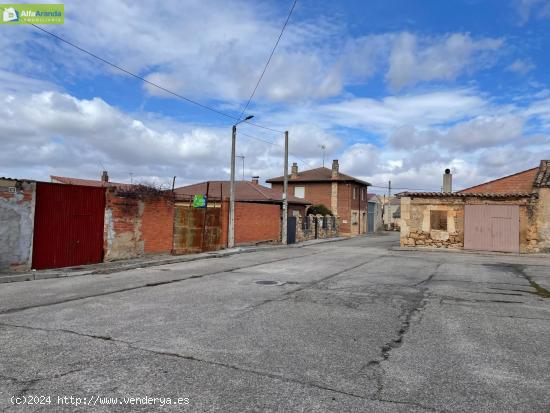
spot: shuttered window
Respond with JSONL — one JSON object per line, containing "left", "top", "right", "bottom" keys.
{"left": 430, "top": 210, "right": 447, "bottom": 231}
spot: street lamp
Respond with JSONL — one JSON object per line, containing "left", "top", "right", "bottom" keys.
{"left": 228, "top": 115, "right": 254, "bottom": 248}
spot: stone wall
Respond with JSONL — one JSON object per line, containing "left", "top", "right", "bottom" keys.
{"left": 296, "top": 214, "right": 338, "bottom": 242}
{"left": 527, "top": 188, "right": 550, "bottom": 253}
{"left": 400, "top": 197, "right": 464, "bottom": 249}
{"left": 0, "top": 179, "right": 35, "bottom": 272}
{"left": 400, "top": 196, "right": 538, "bottom": 252}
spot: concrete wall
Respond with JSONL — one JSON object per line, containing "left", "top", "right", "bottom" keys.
{"left": 104, "top": 189, "right": 174, "bottom": 260}
{"left": 0, "top": 180, "right": 35, "bottom": 272}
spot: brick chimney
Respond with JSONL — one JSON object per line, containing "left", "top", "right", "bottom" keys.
{"left": 251, "top": 176, "right": 259, "bottom": 185}
{"left": 331, "top": 159, "right": 339, "bottom": 178}
{"left": 291, "top": 162, "right": 298, "bottom": 178}
{"left": 101, "top": 170, "right": 109, "bottom": 183}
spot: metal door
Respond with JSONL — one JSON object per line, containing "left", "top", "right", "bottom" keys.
{"left": 287, "top": 216, "right": 296, "bottom": 244}
{"left": 464, "top": 205, "right": 519, "bottom": 253}
{"left": 32, "top": 183, "right": 106, "bottom": 269}
{"left": 367, "top": 202, "right": 375, "bottom": 233}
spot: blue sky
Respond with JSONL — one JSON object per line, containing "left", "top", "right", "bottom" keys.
{"left": 1, "top": 0, "right": 549, "bottom": 192}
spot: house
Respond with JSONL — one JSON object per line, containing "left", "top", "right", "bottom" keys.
{"left": 399, "top": 161, "right": 550, "bottom": 253}
{"left": 367, "top": 194, "right": 384, "bottom": 232}
{"left": 51, "top": 171, "right": 134, "bottom": 190}
{"left": 382, "top": 196, "right": 401, "bottom": 230}
{"left": 266, "top": 159, "right": 371, "bottom": 236}
{"left": 174, "top": 177, "right": 310, "bottom": 216}
{"left": 174, "top": 177, "right": 311, "bottom": 246}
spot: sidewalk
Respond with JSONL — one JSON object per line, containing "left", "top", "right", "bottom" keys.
{"left": 0, "top": 237, "right": 348, "bottom": 284}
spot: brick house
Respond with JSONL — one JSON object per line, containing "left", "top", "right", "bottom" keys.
{"left": 174, "top": 178, "right": 311, "bottom": 246}
{"left": 266, "top": 160, "right": 371, "bottom": 236}
{"left": 399, "top": 161, "right": 550, "bottom": 253}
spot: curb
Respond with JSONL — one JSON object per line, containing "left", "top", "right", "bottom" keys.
{"left": 391, "top": 246, "right": 550, "bottom": 259}
{"left": 0, "top": 237, "right": 349, "bottom": 284}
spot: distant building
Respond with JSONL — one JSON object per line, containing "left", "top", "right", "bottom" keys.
{"left": 399, "top": 161, "right": 550, "bottom": 253}
{"left": 267, "top": 159, "right": 371, "bottom": 236}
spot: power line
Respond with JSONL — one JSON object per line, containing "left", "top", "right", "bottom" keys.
{"left": 237, "top": 0, "right": 298, "bottom": 121}
{"left": 30, "top": 23, "right": 284, "bottom": 134}
{"left": 237, "top": 130, "right": 311, "bottom": 167}
{"left": 370, "top": 185, "right": 441, "bottom": 192}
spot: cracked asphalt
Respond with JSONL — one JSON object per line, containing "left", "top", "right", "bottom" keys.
{"left": 1, "top": 233, "right": 549, "bottom": 412}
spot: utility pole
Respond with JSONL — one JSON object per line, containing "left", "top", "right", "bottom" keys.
{"left": 388, "top": 180, "right": 392, "bottom": 229}
{"left": 282, "top": 131, "right": 289, "bottom": 245}
{"left": 228, "top": 125, "right": 237, "bottom": 248}
{"left": 228, "top": 115, "right": 253, "bottom": 249}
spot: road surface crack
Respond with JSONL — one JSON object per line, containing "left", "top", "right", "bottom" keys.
{"left": 0, "top": 322, "right": 439, "bottom": 412}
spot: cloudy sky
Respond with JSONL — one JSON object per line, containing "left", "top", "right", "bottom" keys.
{"left": 1, "top": 0, "right": 549, "bottom": 192}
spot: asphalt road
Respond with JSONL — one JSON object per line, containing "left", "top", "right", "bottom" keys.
{"left": 1, "top": 233, "right": 549, "bottom": 412}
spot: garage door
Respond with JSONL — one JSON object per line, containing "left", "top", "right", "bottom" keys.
{"left": 464, "top": 205, "right": 519, "bottom": 253}
{"left": 32, "top": 182, "right": 106, "bottom": 269}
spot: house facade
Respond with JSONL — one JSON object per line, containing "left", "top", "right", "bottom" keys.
{"left": 399, "top": 161, "right": 550, "bottom": 253}
{"left": 267, "top": 160, "right": 370, "bottom": 236}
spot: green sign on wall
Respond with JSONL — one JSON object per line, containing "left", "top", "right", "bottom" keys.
{"left": 193, "top": 194, "right": 207, "bottom": 208}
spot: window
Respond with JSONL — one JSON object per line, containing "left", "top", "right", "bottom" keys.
{"left": 294, "top": 186, "right": 305, "bottom": 198}
{"left": 361, "top": 189, "right": 365, "bottom": 200}
{"left": 351, "top": 212, "right": 358, "bottom": 225}
{"left": 430, "top": 210, "right": 447, "bottom": 231}
{"left": 353, "top": 187, "right": 356, "bottom": 199}
{"left": 292, "top": 210, "right": 300, "bottom": 218}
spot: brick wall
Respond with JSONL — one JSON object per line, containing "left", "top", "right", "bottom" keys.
{"left": 104, "top": 189, "right": 174, "bottom": 260}
{"left": 234, "top": 202, "right": 281, "bottom": 245}
{"left": 0, "top": 180, "right": 35, "bottom": 272}
{"left": 460, "top": 168, "right": 538, "bottom": 194}
{"left": 142, "top": 197, "right": 174, "bottom": 254}
{"left": 272, "top": 181, "right": 368, "bottom": 236}
{"left": 272, "top": 182, "right": 332, "bottom": 209}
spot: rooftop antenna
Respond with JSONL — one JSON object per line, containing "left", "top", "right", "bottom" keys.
{"left": 319, "top": 144, "right": 326, "bottom": 167}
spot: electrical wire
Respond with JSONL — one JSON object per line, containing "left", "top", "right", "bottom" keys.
{"left": 237, "top": 0, "right": 298, "bottom": 122}
{"left": 30, "top": 23, "right": 284, "bottom": 134}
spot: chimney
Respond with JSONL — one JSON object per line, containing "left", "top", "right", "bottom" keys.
{"left": 291, "top": 162, "right": 298, "bottom": 178}
{"left": 442, "top": 168, "right": 452, "bottom": 193}
{"left": 101, "top": 170, "right": 109, "bottom": 183}
{"left": 331, "top": 159, "right": 339, "bottom": 178}
{"left": 251, "top": 176, "right": 259, "bottom": 185}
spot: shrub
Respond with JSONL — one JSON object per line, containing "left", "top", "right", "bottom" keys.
{"left": 307, "top": 204, "right": 333, "bottom": 216}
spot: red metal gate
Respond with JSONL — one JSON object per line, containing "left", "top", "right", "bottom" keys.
{"left": 32, "top": 183, "right": 106, "bottom": 269}
{"left": 464, "top": 205, "right": 519, "bottom": 253}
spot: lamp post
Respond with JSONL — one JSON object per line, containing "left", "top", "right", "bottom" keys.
{"left": 228, "top": 115, "right": 254, "bottom": 248}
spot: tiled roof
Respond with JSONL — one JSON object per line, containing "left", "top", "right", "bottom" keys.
{"left": 174, "top": 181, "right": 311, "bottom": 205}
{"left": 266, "top": 167, "right": 370, "bottom": 186}
{"left": 397, "top": 192, "right": 532, "bottom": 199}
{"left": 534, "top": 160, "right": 550, "bottom": 188}
{"left": 51, "top": 176, "right": 134, "bottom": 190}
{"left": 458, "top": 167, "right": 538, "bottom": 194}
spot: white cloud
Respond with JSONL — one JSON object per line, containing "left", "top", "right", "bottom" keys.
{"left": 507, "top": 59, "right": 536, "bottom": 75}
{"left": 514, "top": 0, "right": 550, "bottom": 24}
{"left": 386, "top": 33, "right": 503, "bottom": 90}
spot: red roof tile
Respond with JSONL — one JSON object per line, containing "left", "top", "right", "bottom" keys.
{"left": 266, "top": 167, "right": 370, "bottom": 186}
{"left": 51, "top": 176, "right": 134, "bottom": 190}
{"left": 174, "top": 181, "right": 311, "bottom": 205}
